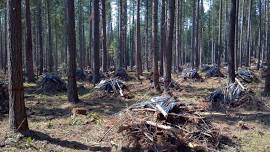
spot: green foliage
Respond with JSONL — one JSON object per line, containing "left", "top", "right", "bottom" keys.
{"left": 25, "top": 137, "right": 33, "bottom": 149}
{"left": 87, "top": 112, "right": 104, "bottom": 125}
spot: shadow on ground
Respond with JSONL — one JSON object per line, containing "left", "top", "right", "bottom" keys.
{"left": 27, "top": 130, "right": 89, "bottom": 150}
{"left": 206, "top": 112, "right": 270, "bottom": 126}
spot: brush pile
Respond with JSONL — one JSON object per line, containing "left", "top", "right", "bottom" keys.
{"left": 150, "top": 78, "right": 181, "bottom": 90}
{"left": 102, "top": 96, "right": 229, "bottom": 151}
{"left": 0, "top": 82, "right": 8, "bottom": 114}
{"left": 208, "top": 80, "right": 266, "bottom": 111}
{"left": 35, "top": 73, "right": 67, "bottom": 94}
{"left": 114, "top": 68, "right": 130, "bottom": 81}
{"left": 205, "top": 66, "right": 224, "bottom": 78}
{"left": 237, "top": 68, "right": 257, "bottom": 83}
{"left": 95, "top": 78, "right": 127, "bottom": 96}
{"left": 181, "top": 68, "right": 202, "bottom": 80}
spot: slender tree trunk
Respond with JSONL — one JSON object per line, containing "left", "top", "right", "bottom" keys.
{"left": 0, "top": 12, "right": 3, "bottom": 70}
{"left": 136, "top": 0, "right": 142, "bottom": 77}
{"left": 4, "top": 10, "right": 7, "bottom": 73}
{"left": 195, "top": 0, "right": 200, "bottom": 68}
{"left": 228, "top": 0, "right": 236, "bottom": 83}
{"left": 192, "top": 0, "right": 196, "bottom": 67}
{"left": 235, "top": 0, "right": 239, "bottom": 70}
{"left": 164, "top": 0, "right": 175, "bottom": 90}
{"left": 101, "top": 0, "right": 107, "bottom": 72}
{"left": 246, "top": 0, "right": 252, "bottom": 66}
{"left": 145, "top": 0, "right": 149, "bottom": 71}
{"left": 7, "top": 0, "right": 29, "bottom": 132}
{"left": 239, "top": 0, "right": 244, "bottom": 67}
{"left": 92, "top": 0, "right": 100, "bottom": 83}
{"left": 78, "top": 0, "right": 84, "bottom": 69}
{"left": 25, "top": 0, "right": 35, "bottom": 82}
{"left": 217, "top": 0, "right": 223, "bottom": 67}
{"left": 47, "top": 0, "right": 53, "bottom": 73}
{"left": 88, "top": 1, "right": 92, "bottom": 68}
{"left": 66, "top": 0, "right": 79, "bottom": 103}
{"left": 37, "top": 0, "right": 43, "bottom": 75}
{"left": 130, "top": 1, "right": 135, "bottom": 70}
{"left": 152, "top": 0, "right": 160, "bottom": 91}
{"left": 160, "top": 0, "right": 166, "bottom": 76}
{"left": 264, "top": 0, "right": 270, "bottom": 95}
{"left": 176, "top": 0, "right": 180, "bottom": 71}
{"left": 257, "top": 0, "right": 262, "bottom": 70}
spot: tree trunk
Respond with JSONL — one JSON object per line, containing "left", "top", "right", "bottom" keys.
{"left": 257, "top": 0, "right": 262, "bottom": 70}
{"left": 228, "top": 0, "right": 236, "bottom": 83}
{"left": 66, "top": 0, "right": 79, "bottom": 103}
{"left": 78, "top": 0, "right": 84, "bottom": 69}
{"left": 192, "top": 0, "right": 196, "bottom": 67}
{"left": 47, "top": 0, "right": 53, "bottom": 73}
{"left": 101, "top": 0, "right": 107, "bottom": 72}
{"left": 160, "top": 0, "right": 166, "bottom": 76}
{"left": 92, "top": 0, "right": 100, "bottom": 83}
{"left": 152, "top": 0, "right": 160, "bottom": 91}
{"left": 195, "top": 0, "right": 200, "bottom": 68}
{"left": 88, "top": 1, "right": 92, "bottom": 68}
{"left": 25, "top": 0, "right": 35, "bottom": 82}
{"left": 4, "top": 10, "right": 7, "bottom": 73}
{"left": 217, "top": 0, "right": 223, "bottom": 67}
{"left": 264, "top": 0, "right": 270, "bottom": 96}
{"left": 145, "top": 0, "right": 149, "bottom": 71}
{"left": 164, "top": 0, "right": 175, "bottom": 91}
{"left": 239, "top": 0, "right": 244, "bottom": 67}
{"left": 37, "top": 0, "right": 43, "bottom": 75}
{"left": 7, "top": 0, "right": 29, "bottom": 132}
{"left": 246, "top": 0, "right": 252, "bottom": 66}
{"left": 136, "top": 0, "right": 142, "bottom": 77}
{"left": 0, "top": 12, "right": 3, "bottom": 70}
{"left": 235, "top": 0, "right": 239, "bottom": 70}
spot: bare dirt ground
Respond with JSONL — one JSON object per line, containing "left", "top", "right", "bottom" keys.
{"left": 0, "top": 70, "right": 270, "bottom": 152}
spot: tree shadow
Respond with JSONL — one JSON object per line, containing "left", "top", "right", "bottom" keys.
{"left": 28, "top": 106, "right": 71, "bottom": 121}
{"left": 205, "top": 112, "right": 270, "bottom": 126}
{"left": 80, "top": 97, "right": 137, "bottom": 116}
{"left": 26, "top": 130, "right": 89, "bottom": 150}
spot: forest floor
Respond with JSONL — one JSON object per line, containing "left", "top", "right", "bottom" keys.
{"left": 0, "top": 69, "right": 270, "bottom": 152}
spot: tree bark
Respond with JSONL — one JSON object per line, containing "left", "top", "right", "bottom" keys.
{"left": 164, "top": 0, "right": 175, "bottom": 91}
{"left": 37, "top": 0, "right": 43, "bottom": 75}
{"left": 7, "top": 0, "right": 29, "bottom": 132}
{"left": 228, "top": 0, "right": 236, "bottom": 83}
{"left": 152, "top": 0, "right": 160, "bottom": 91}
{"left": 136, "top": 0, "right": 142, "bottom": 77}
{"left": 66, "top": 0, "right": 79, "bottom": 103}
{"left": 246, "top": 0, "right": 252, "bottom": 66}
{"left": 25, "top": 0, "right": 35, "bottom": 82}
{"left": 92, "top": 0, "right": 100, "bottom": 83}
{"left": 101, "top": 0, "right": 107, "bottom": 72}
{"left": 47, "top": 0, "right": 53, "bottom": 73}
{"left": 217, "top": 0, "right": 223, "bottom": 67}
{"left": 257, "top": 0, "right": 262, "bottom": 70}
{"left": 78, "top": 0, "right": 84, "bottom": 69}
{"left": 160, "top": 0, "right": 166, "bottom": 76}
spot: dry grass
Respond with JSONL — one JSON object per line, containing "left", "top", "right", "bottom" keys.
{"left": 0, "top": 70, "right": 270, "bottom": 151}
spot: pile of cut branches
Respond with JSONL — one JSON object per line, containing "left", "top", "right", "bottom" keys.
{"left": 181, "top": 68, "right": 203, "bottom": 81}
{"left": 35, "top": 73, "right": 66, "bottom": 94}
{"left": 208, "top": 79, "right": 267, "bottom": 111}
{"left": 95, "top": 78, "right": 128, "bottom": 97}
{"left": 102, "top": 96, "right": 229, "bottom": 151}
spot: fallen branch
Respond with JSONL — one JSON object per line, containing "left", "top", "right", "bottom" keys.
{"left": 235, "top": 78, "right": 246, "bottom": 90}
{"left": 145, "top": 121, "right": 184, "bottom": 135}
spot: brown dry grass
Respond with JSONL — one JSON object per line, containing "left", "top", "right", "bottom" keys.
{"left": 0, "top": 70, "right": 269, "bottom": 152}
